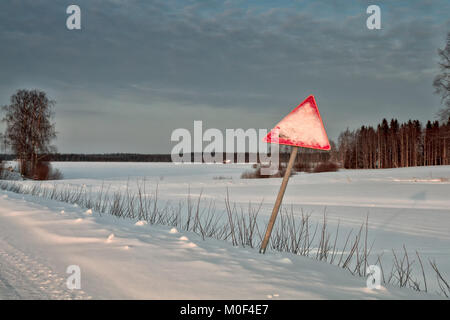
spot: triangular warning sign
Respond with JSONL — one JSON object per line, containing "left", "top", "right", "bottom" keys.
{"left": 264, "top": 95, "right": 330, "bottom": 150}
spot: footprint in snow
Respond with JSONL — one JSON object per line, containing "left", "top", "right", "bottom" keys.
{"left": 278, "top": 258, "right": 292, "bottom": 265}
{"left": 180, "top": 242, "right": 197, "bottom": 248}
{"left": 178, "top": 236, "right": 197, "bottom": 248}
{"left": 106, "top": 233, "right": 115, "bottom": 243}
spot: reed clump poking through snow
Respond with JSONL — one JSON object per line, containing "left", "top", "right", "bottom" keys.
{"left": 0, "top": 179, "right": 448, "bottom": 298}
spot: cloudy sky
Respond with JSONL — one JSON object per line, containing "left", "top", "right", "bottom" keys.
{"left": 0, "top": 0, "right": 449, "bottom": 153}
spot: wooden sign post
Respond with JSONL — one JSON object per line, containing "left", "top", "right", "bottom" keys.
{"left": 259, "top": 95, "right": 330, "bottom": 254}
{"left": 260, "top": 146, "right": 298, "bottom": 253}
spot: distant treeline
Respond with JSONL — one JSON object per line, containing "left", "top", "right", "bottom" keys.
{"left": 337, "top": 118, "right": 450, "bottom": 169}
{"left": 49, "top": 153, "right": 173, "bottom": 162}
{"left": 0, "top": 152, "right": 316, "bottom": 163}
{"left": 0, "top": 151, "right": 331, "bottom": 164}
{"left": 1, "top": 153, "right": 174, "bottom": 162}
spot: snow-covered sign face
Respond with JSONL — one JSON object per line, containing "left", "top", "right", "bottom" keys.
{"left": 263, "top": 95, "right": 331, "bottom": 150}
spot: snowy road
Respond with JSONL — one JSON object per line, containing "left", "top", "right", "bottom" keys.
{"left": 0, "top": 191, "right": 440, "bottom": 299}
{"left": 0, "top": 238, "right": 80, "bottom": 299}
{"left": 0, "top": 196, "right": 90, "bottom": 300}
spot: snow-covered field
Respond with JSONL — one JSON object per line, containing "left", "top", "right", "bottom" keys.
{"left": 1, "top": 162, "right": 449, "bottom": 299}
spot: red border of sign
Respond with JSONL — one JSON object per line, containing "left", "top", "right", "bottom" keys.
{"left": 263, "top": 95, "right": 331, "bottom": 150}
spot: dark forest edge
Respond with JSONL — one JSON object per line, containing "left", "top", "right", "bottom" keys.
{"left": 337, "top": 117, "right": 450, "bottom": 169}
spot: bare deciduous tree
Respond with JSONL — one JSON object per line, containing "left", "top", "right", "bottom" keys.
{"left": 1, "top": 89, "right": 57, "bottom": 178}
{"left": 434, "top": 32, "right": 450, "bottom": 122}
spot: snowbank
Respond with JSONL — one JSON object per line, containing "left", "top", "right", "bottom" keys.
{"left": 0, "top": 191, "right": 439, "bottom": 299}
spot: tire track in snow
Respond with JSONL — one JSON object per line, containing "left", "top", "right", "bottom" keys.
{"left": 0, "top": 238, "right": 90, "bottom": 299}
{"left": 0, "top": 261, "right": 22, "bottom": 299}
